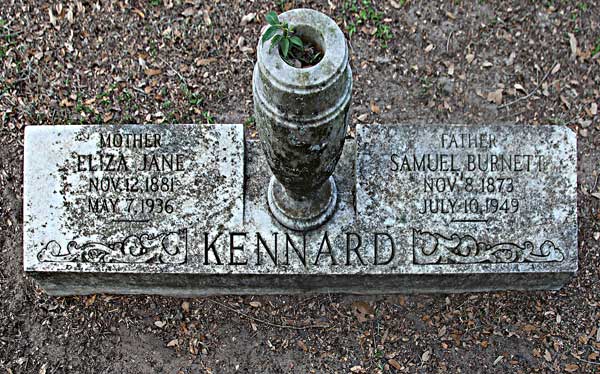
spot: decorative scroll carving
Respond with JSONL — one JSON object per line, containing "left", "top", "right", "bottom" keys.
{"left": 38, "top": 229, "right": 187, "bottom": 264}
{"left": 413, "top": 229, "right": 564, "bottom": 265}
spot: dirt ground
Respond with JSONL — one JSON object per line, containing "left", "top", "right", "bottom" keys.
{"left": 1, "top": 0, "right": 599, "bottom": 373}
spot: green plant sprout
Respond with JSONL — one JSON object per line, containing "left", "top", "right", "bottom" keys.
{"left": 262, "top": 11, "right": 303, "bottom": 59}
{"left": 261, "top": 11, "right": 322, "bottom": 67}
{"left": 342, "top": 0, "right": 393, "bottom": 48}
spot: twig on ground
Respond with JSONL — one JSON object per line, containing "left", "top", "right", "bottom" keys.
{"left": 157, "top": 56, "right": 188, "bottom": 87}
{"left": 131, "top": 87, "right": 147, "bottom": 96}
{"left": 498, "top": 62, "right": 558, "bottom": 109}
{"left": 573, "top": 355, "right": 600, "bottom": 365}
{"left": 497, "top": 109, "right": 528, "bottom": 121}
{"left": 446, "top": 31, "right": 453, "bottom": 52}
{"left": 208, "top": 299, "right": 330, "bottom": 330}
{"left": 0, "top": 31, "right": 22, "bottom": 38}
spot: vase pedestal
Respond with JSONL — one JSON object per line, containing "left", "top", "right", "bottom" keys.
{"left": 267, "top": 175, "right": 338, "bottom": 231}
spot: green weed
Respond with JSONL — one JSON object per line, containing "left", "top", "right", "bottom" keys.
{"left": 592, "top": 37, "right": 600, "bottom": 56}
{"left": 244, "top": 116, "right": 255, "bottom": 126}
{"left": 202, "top": 111, "right": 214, "bottom": 124}
{"left": 342, "top": 0, "right": 392, "bottom": 47}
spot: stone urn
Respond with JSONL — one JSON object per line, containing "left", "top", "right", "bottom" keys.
{"left": 253, "top": 8, "right": 352, "bottom": 231}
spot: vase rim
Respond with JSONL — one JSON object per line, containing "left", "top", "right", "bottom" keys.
{"left": 257, "top": 8, "right": 348, "bottom": 93}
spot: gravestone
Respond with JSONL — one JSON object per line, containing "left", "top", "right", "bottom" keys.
{"left": 23, "top": 123, "right": 577, "bottom": 295}
{"left": 24, "top": 124, "right": 244, "bottom": 294}
{"left": 356, "top": 124, "right": 577, "bottom": 290}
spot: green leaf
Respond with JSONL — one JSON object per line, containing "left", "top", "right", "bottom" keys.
{"left": 280, "top": 37, "right": 290, "bottom": 57}
{"left": 310, "top": 52, "right": 322, "bottom": 63}
{"left": 261, "top": 26, "right": 279, "bottom": 44}
{"left": 265, "top": 11, "right": 279, "bottom": 26}
{"left": 290, "top": 36, "right": 303, "bottom": 48}
{"left": 269, "top": 34, "right": 282, "bottom": 52}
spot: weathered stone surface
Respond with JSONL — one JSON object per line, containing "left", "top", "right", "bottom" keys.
{"left": 356, "top": 123, "right": 577, "bottom": 275}
{"left": 24, "top": 123, "right": 578, "bottom": 295}
{"left": 24, "top": 124, "right": 244, "bottom": 274}
{"left": 253, "top": 9, "right": 352, "bottom": 230}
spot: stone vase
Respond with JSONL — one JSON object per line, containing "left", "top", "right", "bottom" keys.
{"left": 253, "top": 8, "right": 352, "bottom": 231}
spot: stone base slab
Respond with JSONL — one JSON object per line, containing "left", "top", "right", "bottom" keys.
{"left": 31, "top": 271, "right": 572, "bottom": 296}
{"left": 24, "top": 124, "right": 577, "bottom": 295}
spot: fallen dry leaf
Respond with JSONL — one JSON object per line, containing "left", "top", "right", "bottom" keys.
{"left": 237, "top": 36, "right": 245, "bottom": 49}
{"left": 564, "top": 363, "right": 579, "bottom": 372}
{"left": 560, "top": 95, "right": 571, "bottom": 109}
{"left": 487, "top": 89, "right": 503, "bottom": 105}
{"left": 297, "top": 340, "right": 308, "bottom": 352}
{"left": 85, "top": 294, "right": 96, "bottom": 307}
{"left": 425, "top": 44, "right": 434, "bottom": 53}
{"left": 466, "top": 54, "right": 475, "bottom": 64}
{"left": 421, "top": 350, "right": 431, "bottom": 363}
{"left": 352, "top": 301, "right": 374, "bottom": 322}
{"left": 522, "top": 324, "right": 537, "bottom": 332}
{"left": 182, "top": 7, "right": 196, "bottom": 17}
{"left": 167, "top": 339, "right": 178, "bottom": 347}
{"left": 438, "top": 326, "right": 447, "bottom": 337}
{"left": 196, "top": 57, "right": 217, "bottom": 66}
{"left": 154, "top": 320, "right": 166, "bottom": 328}
{"left": 66, "top": 6, "right": 74, "bottom": 23}
{"left": 357, "top": 113, "right": 369, "bottom": 122}
{"left": 388, "top": 359, "right": 402, "bottom": 370}
{"left": 181, "top": 301, "right": 190, "bottom": 313}
{"left": 144, "top": 69, "right": 161, "bottom": 76}
{"left": 506, "top": 51, "right": 516, "bottom": 66}
{"left": 370, "top": 100, "right": 380, "bottom": 114}
{"left": 568, "top": 33, "right": 577, "bottom": 60}
{"left": 59, "top": 98, "right": 73, "bottom": 107}
{"left": 48, "top": 9, "right": 57, "bottom": 26}
{"left": 241, "top": 13, "right": 256, "bottom": 25}
{"left": 390, "top": 0, "right": 402, "bottom": 9}
{"left": 203, "top": 10, "right": 212, "bottom": 26}
{"left": 514, "top": 83, "right": 526, "bottom": 93}
{"left": 189, "top": 340, "right": 198, "bottom": 355}
{"left": 249, "top": 301, "right": 261, "bottom": 307}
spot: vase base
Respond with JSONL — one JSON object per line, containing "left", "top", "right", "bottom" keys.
{"left": 267, "top": 176, "right": 338, "bottom": 232}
